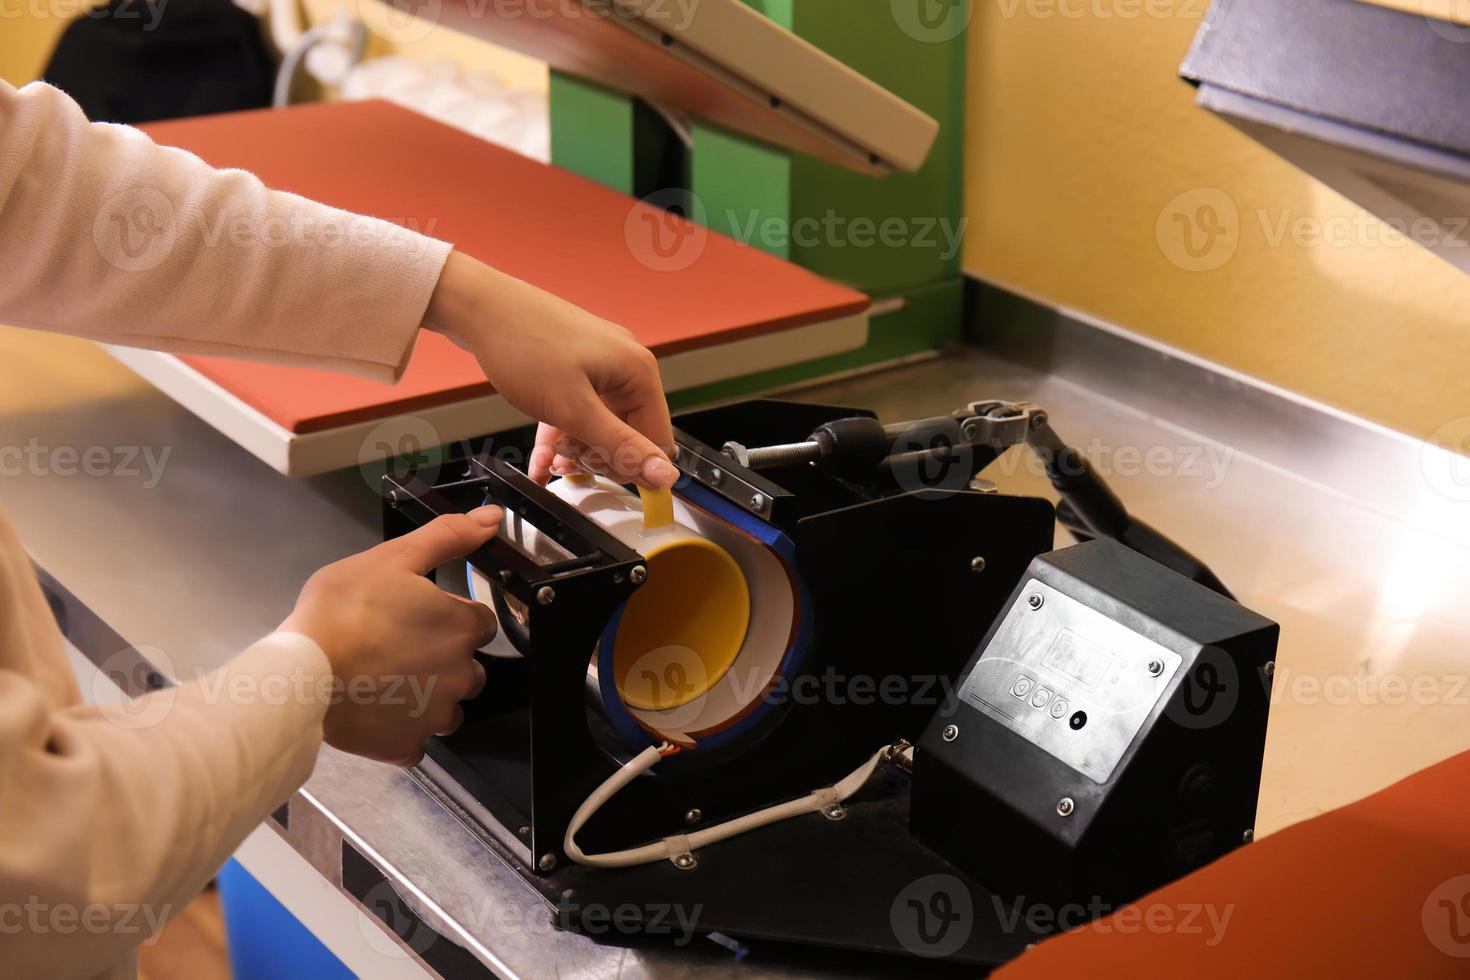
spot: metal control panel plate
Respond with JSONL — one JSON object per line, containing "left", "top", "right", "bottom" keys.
{"left": 958, "top": 579, "right": 1181, "bottom": 784}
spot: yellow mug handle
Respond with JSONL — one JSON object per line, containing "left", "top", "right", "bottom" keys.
{"left": 563, "top": 473, "right": 673, "bottom": 530}
{"left": 638, "top": 486, "right": 675, "bottom": 530}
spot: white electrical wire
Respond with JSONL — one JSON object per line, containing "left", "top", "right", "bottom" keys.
{"left": 271, "top": 10, "right": 368, "bottom": 107}
{"left": 564, "top": 744, "right": 892, "bottom": 869}
{"left": 267, "top": 0, "right": 305, "bottom": 57}
{"left": 273, "top": 22, "right": 333, "bottom": 107}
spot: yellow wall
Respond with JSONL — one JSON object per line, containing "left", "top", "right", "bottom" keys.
{"left": 963, "top": 0, "right": 1470, "bottom": 442}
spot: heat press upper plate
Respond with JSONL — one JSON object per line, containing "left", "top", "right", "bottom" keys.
{"left": 418, "top": 0, "right": 940, "bottom": 174}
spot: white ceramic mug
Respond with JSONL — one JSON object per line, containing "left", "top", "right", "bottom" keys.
{"left": 470, "top": 473, "right": 812, "bottom": 751}
{"left": 472, "top": 474, "right": 752, "bottom": 712}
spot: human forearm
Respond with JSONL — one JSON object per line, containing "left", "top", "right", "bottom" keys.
{"left": 424, "top": 251, "right": 678, "bottom": 488}
{"left": 0, "top": 80, "right": 449, "bottom": 383}
{"left": 0, "top": 79, "right": 674, "bottom": 484}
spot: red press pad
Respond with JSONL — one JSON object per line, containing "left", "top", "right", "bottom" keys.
{"left": 996, "top": 748, "right": 1470, "bottom": 978}
{"left": 139, "top": 101, "right": 869, "bottom": 434}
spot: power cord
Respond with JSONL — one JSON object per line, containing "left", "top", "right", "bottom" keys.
{"left": 564, "top": 742, "right": 903, "bottom": 869}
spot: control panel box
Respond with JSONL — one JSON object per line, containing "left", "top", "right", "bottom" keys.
{"left": 911, "top": 539, "right": 1278, "bottom": 904}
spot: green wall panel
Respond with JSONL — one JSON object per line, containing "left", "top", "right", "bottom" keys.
{"left": 549, "top": 72, "right": 635, "bottom": 195}
{"left": 690, "top": 126, "right": 792, "bottom": 260}
{"left": 786, "top": 0, "right": 969, "bottom": 294}
{"left": 685, "top": 0, "right": 969, "bottom": 315}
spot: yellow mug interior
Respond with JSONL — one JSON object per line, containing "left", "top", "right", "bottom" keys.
{"left": 610, "top": 536, "right": 751, "bottom": 711}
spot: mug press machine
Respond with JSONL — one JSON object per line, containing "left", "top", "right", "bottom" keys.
{"left": 382, "top": 397, "right": 1278, "bottom": 967}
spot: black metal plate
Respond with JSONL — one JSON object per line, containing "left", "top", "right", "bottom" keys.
{"left": 418, "top": 760, "right": 1058, "bottom": 972}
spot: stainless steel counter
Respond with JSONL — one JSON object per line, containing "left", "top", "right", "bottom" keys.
{"left": 5, "top": 297, "right": 1470, "bottom": 976}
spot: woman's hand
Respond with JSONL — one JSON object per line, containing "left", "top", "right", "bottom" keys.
{"left": 280, "top": 506, "right": 503, "bottom": 766}
{"left": 424, "top": 252, "right": 678, "bottom": 489}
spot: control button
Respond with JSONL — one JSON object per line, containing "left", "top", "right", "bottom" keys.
{"left": 1050, "top": 697, "right": 1069, "bottom": 720}
{"left": 1010, "top": 675, "right": 1034, "bottom": 699}
{"left": 1030, "top": 687, "right": 1053, "bottom": 709}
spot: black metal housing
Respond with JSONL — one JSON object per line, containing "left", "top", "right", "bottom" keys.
{"left": 381, "top": 399, "right": 1060, "bottom": 964}
{"left": 911, "top": 538, "right": 1279, "bottom": 906}
{"left": 379, "top": 399, "right": 1276, "bottom": 968}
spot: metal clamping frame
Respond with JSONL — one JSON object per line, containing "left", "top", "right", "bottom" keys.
{"left": 383, "top": 456, "right": 652, "bottom": 874}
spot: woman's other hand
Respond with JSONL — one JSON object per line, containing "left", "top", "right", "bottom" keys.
{"left": 280, "top": 506, "right": 502, "bottom": 766}
{"left": 424, "top": 252, "right": 678, "bottom": 489}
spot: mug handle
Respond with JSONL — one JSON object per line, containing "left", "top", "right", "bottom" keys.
{"left": 639, "top": 486, "right": 675, "bottom": 530}
{"left": 562, "top": 472, "right": 674, "bottom": 531}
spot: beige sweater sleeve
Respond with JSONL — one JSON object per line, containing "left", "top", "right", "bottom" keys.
{"left": 0, "top": 494, "right": 334, "bottom": 977}
{"left": 0, "top": 82, "right": 456, "bottom": 976}
{"left": 0, "top": 633, "right": 334, "bottom": 979}
{"left": 0, "top": 79, "right": 453, "bottom": 382}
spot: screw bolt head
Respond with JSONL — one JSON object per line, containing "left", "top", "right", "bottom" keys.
{"left": 750, "top": 493, "right": 768, "bottom": 511}
{"left": 942, "top": 724, "right": 959, "bottom": 742}
{"left": 970, "top": 556, "right": 987, "bottom": 573}
{"left": 684, "top": 808, "right": 702, "bottom": 826}
{"left": 1264, "top": 661, "right": 1276, "bottom": 678}
{"left": 673, "top": 853, "right": 697, "bottom": 871}
{"left": 630, "top": 566, "right": 647, "bottom": 585}
{"left": 1057, "top": 797, "right": 1075, "bottom": 818}
{"left": 1242, "top": 828, "right": 1255, "bottom": 844}
{"left": 720, "top": 442, "right": 750, "bottom": 468}
{"left": 821, "top": 803, "right": 847, "bottom": 821}
{"left": 1027, "top": 593, "right": 1044, "bottom": 610}
{"left": 538, "top": 853, "right": 557, "bottom": 872}
{"left": 536, "top": 586, "right": 556, "bottom": 606}
{"left": 1147, "top": 659, "right": 1164, "bottom": 676}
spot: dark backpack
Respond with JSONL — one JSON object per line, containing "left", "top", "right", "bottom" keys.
{"left": 42, "top": 0, "right": 275, "bottom": 124}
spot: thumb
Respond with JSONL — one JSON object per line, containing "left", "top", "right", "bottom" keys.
{"left": 561, "top": 389, "right": 677, "bottom": 489}
{"left": 380, "top": 507, "right": 503, "bottom": 574}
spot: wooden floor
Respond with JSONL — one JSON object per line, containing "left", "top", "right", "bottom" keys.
{"left": 137, "top": 883, "right": 232, "bottom": 980}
